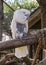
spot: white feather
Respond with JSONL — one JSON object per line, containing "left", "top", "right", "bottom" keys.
{"left": 2, "top": 33, "right": 12, "bottom": 41}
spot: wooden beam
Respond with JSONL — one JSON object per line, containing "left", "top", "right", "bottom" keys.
{"left": 3, "top": 1, "right": 15, "bottom": 11}
{"left": 28, "top": 7, "right": 41, "bottom": 28}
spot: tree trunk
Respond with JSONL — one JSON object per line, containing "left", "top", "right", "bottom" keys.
{"left": 0, "top": 0, "right": 3, "bottom": 41}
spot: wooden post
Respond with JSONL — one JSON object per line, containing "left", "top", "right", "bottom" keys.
{"left": 37, "top": 0, "right": 46, "bottom": 28}
{"left": 0, "top": 0, "right": 3, "bottom": 41}
{"left": 37, "top": 0, "right": 46, "bottom": 59}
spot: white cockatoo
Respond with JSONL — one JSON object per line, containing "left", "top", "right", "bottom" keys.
{"left": 10, "top": 9, "right": 30, "bottom": 58}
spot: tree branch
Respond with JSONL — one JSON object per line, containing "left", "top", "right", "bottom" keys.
{"left": 0, "top": 28, "right": 46, "bottom": 51}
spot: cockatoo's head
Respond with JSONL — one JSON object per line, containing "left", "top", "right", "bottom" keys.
{"left": 11, "top": 9, "right": 30, "bottom": 39}
{"left": 20, "top": 9, "right": 30, "bottom": 20}
{"left": 13, "top": 9, "right": 30, "bottom": 24}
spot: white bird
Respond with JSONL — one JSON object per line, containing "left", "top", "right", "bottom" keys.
{"left": 10, "top": 9, "right": 30, "bottom": 58}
